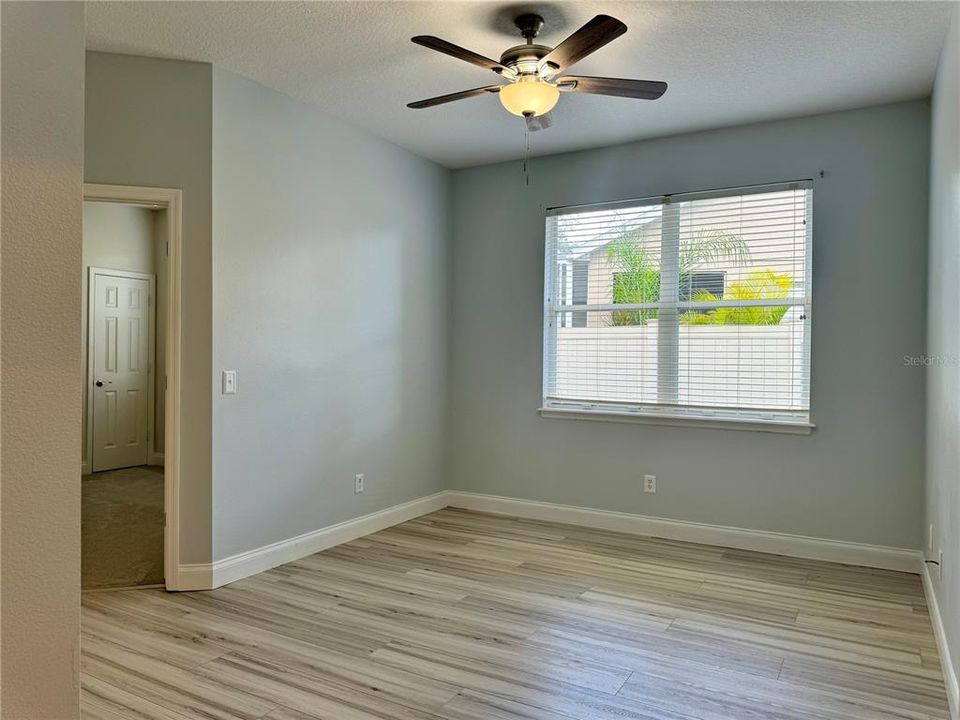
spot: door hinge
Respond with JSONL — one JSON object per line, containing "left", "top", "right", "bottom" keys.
{"left": 165, "top": 241, "right": 169, "bottom": 256}
{"left": 163, "top": 512, "right": 167, "bottom": 528}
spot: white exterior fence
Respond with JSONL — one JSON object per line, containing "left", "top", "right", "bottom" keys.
{"left": 553, "top": 322, "right": 808, "bottom": 410}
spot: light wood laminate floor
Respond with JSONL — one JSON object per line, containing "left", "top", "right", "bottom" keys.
{"left": 81, "top": 508, "right": 952, "bottom": 720}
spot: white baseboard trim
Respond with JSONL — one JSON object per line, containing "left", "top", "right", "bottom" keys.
{"left": 923, "top": 564, "right": 960, "bottom": 720}
{"left": 176, "top": 491, "right": 448, "bottom": 591}
{"left": 82, "top": 458, "right": 161, "bottom": 474}
{"left": 168, "top": 563, "right": 212, "bottom": 592}
{"left": 444, "top": 492, "right": 923, "bottom": 573}
{"left": 172, "top": 489, "right": 922, "bottom": 592}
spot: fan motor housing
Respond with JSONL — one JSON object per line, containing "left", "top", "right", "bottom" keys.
{"left": 500, "top": 44, "right": 552, "bottom": 75}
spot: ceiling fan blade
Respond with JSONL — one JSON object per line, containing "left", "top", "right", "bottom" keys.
{"left": 525, "top": 112, "right": 554, "bottom": 132}
{"left": 558, "top": 76, "right": 667, "bottom": 100}
{"left": 407, "top": 85, "right": 501, "bottom": 109}
{"left": 411, "top": 36, "right": 514, "bottom": 76}
{"left": 540, "top": 15, "right": 627, "bottom": 74}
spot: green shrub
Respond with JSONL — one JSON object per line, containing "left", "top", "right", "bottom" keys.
{"left": 680, "top": 270, "right": 793, "bottom": 326}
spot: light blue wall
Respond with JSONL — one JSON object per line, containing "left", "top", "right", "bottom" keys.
{"left": 447, "top": 101, "right": 930, "bottom": 549}
{"left": 211, "top": 69, "right": 450, "bottom": 560}
{"left": 925, "top": 5, "right": 960, "bottom": 703}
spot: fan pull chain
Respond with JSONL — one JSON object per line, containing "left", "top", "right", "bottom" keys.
{"left": 523, "top": 126, "right": 531, "bottom": 186}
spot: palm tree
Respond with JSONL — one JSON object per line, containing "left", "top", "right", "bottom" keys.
{"left": 607, "top": 228, "right": 750, "bottom": 326}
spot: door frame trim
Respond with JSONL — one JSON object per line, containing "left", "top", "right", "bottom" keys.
{"left": 84, "top": 183, "right": 183, "bottom": 590}
{"left": 86, "top": 267, "right": 157, "bottom": 472}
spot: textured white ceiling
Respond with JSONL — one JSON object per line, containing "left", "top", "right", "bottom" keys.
{"left": 86, "top": 1, "right": 953, "bottom": 169}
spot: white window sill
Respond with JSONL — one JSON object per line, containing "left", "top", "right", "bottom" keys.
{"left": 538, "top": 406, "right": 814, "bottom": 434}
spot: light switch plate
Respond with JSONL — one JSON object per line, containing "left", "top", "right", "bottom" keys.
{"left": 222, "top": 370, "right": 237, "bottom": 394}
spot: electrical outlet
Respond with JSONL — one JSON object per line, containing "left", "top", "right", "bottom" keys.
{"left": 643, "top": 474, "right": 657, "bottom": 494}
{"left": 354, "top": 473, "right": 365, "bottom": 494}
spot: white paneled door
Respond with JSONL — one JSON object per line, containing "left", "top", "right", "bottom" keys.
{"left": 92, "top": 272, "right": 152, "bottom": 472}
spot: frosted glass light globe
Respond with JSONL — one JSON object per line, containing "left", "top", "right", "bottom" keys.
{"left": 499, "top": 80, "right": 560, "bottom": 117}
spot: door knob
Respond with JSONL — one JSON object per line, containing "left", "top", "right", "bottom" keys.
{"left": 95, "top": 380, "right": 104, "bottom": 387}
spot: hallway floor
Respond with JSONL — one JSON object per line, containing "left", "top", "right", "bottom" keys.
{"left": 82, "top": 465, "right": 164, "bottom": 589}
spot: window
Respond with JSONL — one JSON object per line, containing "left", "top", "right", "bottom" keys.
{"left": 542, "top": 181, "right": 812, "bottom": 430}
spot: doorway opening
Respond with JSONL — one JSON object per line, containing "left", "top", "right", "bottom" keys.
{"left": 81, "top": 184, "right": 182, "bottom": 591}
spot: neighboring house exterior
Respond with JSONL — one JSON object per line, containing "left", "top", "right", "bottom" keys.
{"left": 557, "top": 194, "right": 805, "bottom": 328}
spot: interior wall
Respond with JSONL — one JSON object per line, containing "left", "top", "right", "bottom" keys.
{"left": 85, "top": 51, "right": 214, "bottom": 564}
{"left": 0, "top": 2, "right": 85, "bottom": 717}
{"left": 925, "top": 4, "right": 960, "bottom": 705}
{"left": 211, "top": 68, "right": 449, "bottom": 560}
{"left": 446, "top": 100, "right": 929, "bottom": 550}
{"left": 81, "top": 202, "right": 165, "bottom": 470}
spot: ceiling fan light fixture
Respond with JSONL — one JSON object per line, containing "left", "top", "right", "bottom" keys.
{"left": 407, "top": 14, "right": 667, "bottom": 126}
{"left": 499, "top": 78, "right": 559, "bottom": 117}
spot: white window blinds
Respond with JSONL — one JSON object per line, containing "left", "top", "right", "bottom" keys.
{"left": 543, "top": 181, "right": 812, "bottom": 427}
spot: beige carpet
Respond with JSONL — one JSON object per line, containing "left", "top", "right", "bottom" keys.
{"left": 82, "top": 465, "right": 164, "bottom": 589}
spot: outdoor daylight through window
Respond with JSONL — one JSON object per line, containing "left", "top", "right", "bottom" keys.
{"left": 542, "top": 181, "right": 813, "bottom": 429}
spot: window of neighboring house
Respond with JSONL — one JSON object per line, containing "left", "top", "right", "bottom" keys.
{"left": 613, "top": 270, "right": 725, "bottom": 301}
{"left": 542, "top": 181, "right": 813, "bottom": 430}
{"left": 612, "top": 270, "right": 726, "bottom": 321}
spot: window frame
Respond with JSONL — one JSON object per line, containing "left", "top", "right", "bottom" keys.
{"left": 540, "top": 180, "right": 814, "bottom": 434}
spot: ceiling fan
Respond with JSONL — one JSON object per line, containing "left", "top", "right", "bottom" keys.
{"left": 406, "top": 14, "right": 667, "bottom": 130}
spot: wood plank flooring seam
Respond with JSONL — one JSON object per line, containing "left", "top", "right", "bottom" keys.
{"left": 613, "top": 670, "right": 635, "bottom": 697}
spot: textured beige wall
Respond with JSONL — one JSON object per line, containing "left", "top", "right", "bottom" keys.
{"left": 1, "top": 2, "right": 86, "bottom": 717}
